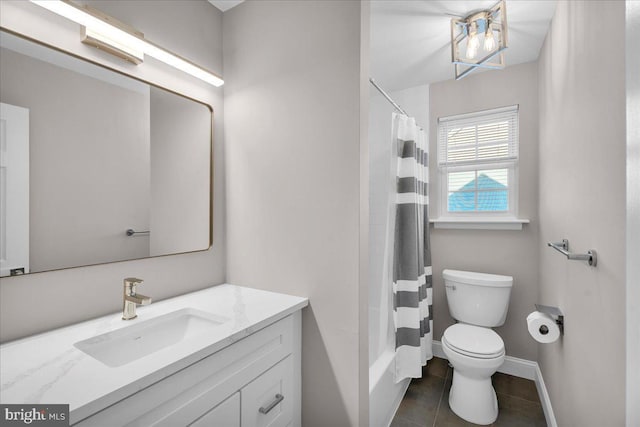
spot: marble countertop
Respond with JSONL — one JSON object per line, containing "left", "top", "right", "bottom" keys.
{"left": 0, "top": 284, "right": 308, "bottom": 424}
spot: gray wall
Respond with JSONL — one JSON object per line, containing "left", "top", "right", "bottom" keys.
{"left": 538, "top": 1, "right": 626, "bottom": 425}
{"left": 0, "top": 0, "right": 225, "bottom": 343}
{"left": 429, "top": 62, "right": 540, "bottom": 361}
{"left": 626, "top": 2, "right": 640, "bottom": 424}
{"left": 223, "top": 1, "right": 366, "bottom": 425}
{"left": 0, "top": 47, "right": 151, "bottom": 271}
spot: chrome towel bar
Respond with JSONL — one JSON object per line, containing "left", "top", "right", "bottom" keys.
{"left": 126, "top": 228, "right": 150, "bottom": 237}
{"left": 547, "top": 239, "right": 597, "bottom": 267}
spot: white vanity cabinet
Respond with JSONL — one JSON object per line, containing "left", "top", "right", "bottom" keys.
{"left": 192, "top": 356, "right": 293, "bottom": 427}
{"left": 241, "top": 356, "right": 293, "bottom": 427}
{"left": 73, "top": 312, "right": 301, "bottom": 427}
{"left": 191, "top": 393, "right": 240, "bottom": 427}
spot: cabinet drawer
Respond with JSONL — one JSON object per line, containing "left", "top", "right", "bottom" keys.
{"left": 241, "top": 356, "right": 293, "bottom": 427}
{"left": 189, "top": 392, "right": 240, "bottom": 427}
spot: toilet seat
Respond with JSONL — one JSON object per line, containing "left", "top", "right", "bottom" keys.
{"left": 443, "top": 324, "right": 505, "bottom": 359}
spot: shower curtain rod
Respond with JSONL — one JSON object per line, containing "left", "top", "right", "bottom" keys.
{"left": 369, "top": 78, "right": 408, "bottom": 115}
{"left": 369, "top": 78, "right": 423, "bottom": 130}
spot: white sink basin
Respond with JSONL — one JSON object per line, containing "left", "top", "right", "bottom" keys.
{"left": 74, "top": 308, "right": 229, "bottom": 367}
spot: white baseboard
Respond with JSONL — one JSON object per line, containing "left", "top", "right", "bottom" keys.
{"left": 432, "top": 340, "right": 556, "bottom": 426}
{"left": 534, "top": 363, "right": 557, "bottom": 427}
{"left": 432, "top": 339, "right": 447, "bottom": 359}
{"left": 498, "top": 355, "right": 538, "bottom": 380}
{"left": 432, "top": 340, "right": 536, "bottom": 379}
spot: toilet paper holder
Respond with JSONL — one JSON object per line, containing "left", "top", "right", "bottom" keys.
{"left": 535, "top": 304, "right": 564, "bottom": 335}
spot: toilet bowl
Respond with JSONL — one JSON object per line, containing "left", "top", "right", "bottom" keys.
{"left": 442, "top": 269, "right": 513, "bottom": 425}
{"left": 442, "top": 323, "right": 505, "bottom": 425}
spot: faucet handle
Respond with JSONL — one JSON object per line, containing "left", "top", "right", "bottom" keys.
{"left": 124, "top": 277, "right": 144, "bottom": 294}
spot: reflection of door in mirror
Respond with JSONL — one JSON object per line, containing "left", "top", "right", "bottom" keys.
{"left": 0, "top": 103, "right": 29, "bottom": 277}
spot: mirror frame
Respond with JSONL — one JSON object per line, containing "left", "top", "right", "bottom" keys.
{"left": 0, "top": 27, "right": 214, "bottom": 275}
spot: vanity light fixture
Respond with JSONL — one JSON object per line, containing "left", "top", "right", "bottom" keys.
{"left": 450, "top": 0, "right": 508, "bottom": 80}
{"left": 81, "top": 22, "right": 145, "bottom": 65}
{"left": 29, "top": 0, "right": 224, "bottom": 87}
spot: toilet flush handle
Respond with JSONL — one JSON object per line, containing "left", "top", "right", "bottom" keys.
{"left": 445, "top": 284, "right": 456, "bottom": 290}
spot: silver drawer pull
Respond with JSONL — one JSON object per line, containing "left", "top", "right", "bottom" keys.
{"left": 259, "top": 394, "right": 284, "bottom": 414}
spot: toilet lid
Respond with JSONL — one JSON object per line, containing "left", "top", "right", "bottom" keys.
{"left": 443, "top": 324, "right": 504, "bottom": 358}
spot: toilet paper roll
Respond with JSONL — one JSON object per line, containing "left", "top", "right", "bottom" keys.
{"left": 527, "top": 311, "right": 560, "bottom": 343}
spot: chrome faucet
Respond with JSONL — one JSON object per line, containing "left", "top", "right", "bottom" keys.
{"left": 122, "top": 277, "right": 151, "bottom": 320}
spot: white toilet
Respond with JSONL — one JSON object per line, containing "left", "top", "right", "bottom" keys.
{"left": 441, "top": 269, "right": 513, "bottom": 425}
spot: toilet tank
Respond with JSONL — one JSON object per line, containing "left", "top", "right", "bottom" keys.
{"left": 443, "top": 269, "right": 513, "bottom": 327}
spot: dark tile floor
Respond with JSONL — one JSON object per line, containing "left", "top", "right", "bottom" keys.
{"left": 391, "top": 357, "right": 547, "bottom": 427}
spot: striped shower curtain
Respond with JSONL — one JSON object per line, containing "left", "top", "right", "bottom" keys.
{"left": 392, "top": 113, "right": 433, "bottom": 382}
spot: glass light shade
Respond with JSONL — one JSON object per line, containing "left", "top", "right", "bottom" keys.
{"left": 484, "top": 29, "right": 496, "bottom": 51}
{"left": 466, "top": 33, "right": 480, "bottom": 59}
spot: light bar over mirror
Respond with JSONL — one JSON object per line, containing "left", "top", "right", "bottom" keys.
{"left": 29, "top": 0, "right": 224, "bottom": 87}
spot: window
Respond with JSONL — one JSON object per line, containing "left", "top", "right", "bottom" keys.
{"left": 437, "top": 105, "right": 519, "bottom": 218}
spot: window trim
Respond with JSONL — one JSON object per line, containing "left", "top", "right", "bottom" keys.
{"left": 430, "top": 217, "right": 530, "bottom": 230}
{"left": 433, "top": 105, "right": 528, "bottom": 230}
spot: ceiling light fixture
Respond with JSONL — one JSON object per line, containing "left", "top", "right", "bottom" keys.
{"left": 29, "top": 0, "right": 224, "bottom": 87}
{"left": 450, "top": 0, "right": 508, "bottom": 80}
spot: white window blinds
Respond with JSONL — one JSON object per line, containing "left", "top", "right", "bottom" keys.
{"left": 437, "top": 105, "right": 519, "bottom": 167}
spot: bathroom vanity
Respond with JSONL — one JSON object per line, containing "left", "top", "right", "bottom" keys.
{"left": 0, "top": 284, "right": 308, "bottom": 426}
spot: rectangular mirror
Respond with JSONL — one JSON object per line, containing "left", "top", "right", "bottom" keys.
{"left": 0, "top": 29, "right": 212, "bottom": 276}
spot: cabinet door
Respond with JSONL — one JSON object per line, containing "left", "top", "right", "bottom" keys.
{"left": 190, "top": 393, "right": 240, "bottom": 427}
{"left": 241, "top": 356, "right": 292, "bottom": 427}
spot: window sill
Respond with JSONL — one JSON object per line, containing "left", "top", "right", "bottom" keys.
{"left": 429, "top": 218, "right": 530, "bottom": 230}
